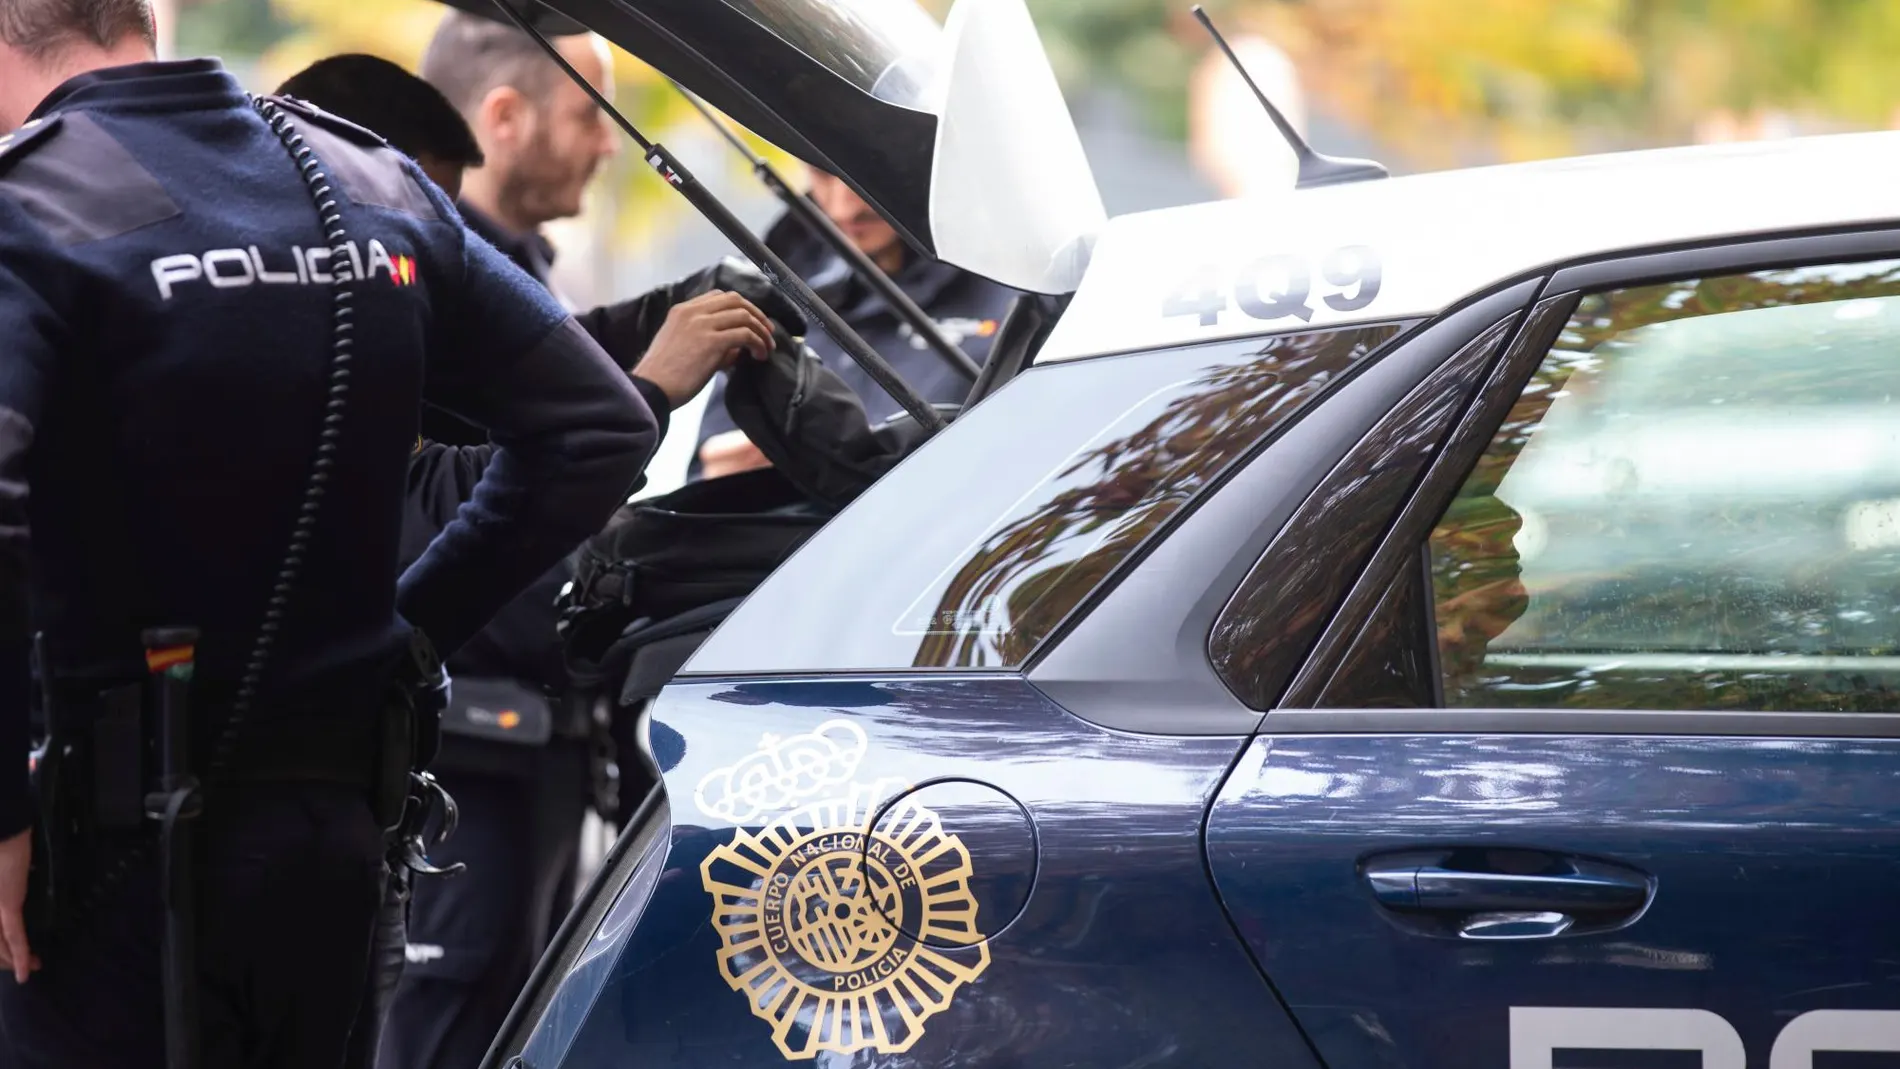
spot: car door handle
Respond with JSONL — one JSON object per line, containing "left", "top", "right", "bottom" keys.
{"left": 1370, "top": 863, "right": 1649, "bottom": 913}
{"left": 1362, "top": 848, "right": 1655, "bottom": 940}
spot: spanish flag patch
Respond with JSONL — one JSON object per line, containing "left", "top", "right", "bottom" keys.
{"left": 144, "top": 645, "right": 195, "bottom": 674}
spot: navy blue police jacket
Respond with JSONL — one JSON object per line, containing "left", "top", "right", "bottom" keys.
{"left": 690, "top": 210, "right": 1022, "bottom": 475}
{"left": 400, "top": 442, "right": 573, "bottom": 713}
{"left": 0, "top": 60, "right": 658, "bottom": 838}
{"left": 407, "top": 203, "right": 680, "bottom": 708}
{"left": 420, "top": 202, "right": 677, "bottom": 448}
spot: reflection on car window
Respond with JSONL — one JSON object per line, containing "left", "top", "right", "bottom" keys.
{"left": 901, "top": 324, "right": 1405, "bottom": 668}
{"left": 1431, "top": 257, "right": 1900, "bottom": 712}
{"left": 687, "top": 326, "right": 1413, "bottom": 678}
{"left": 723, "top": 0, "right": 944, "bottom": 108}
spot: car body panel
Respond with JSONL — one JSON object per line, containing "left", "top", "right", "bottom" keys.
{"left": 515, "top": 795, "right": 675, "bottom": 1068}
{"left": 1205, "top": 733, "right": 1900, "bottom": 1067}
{"left": 511, "top": 677, "right": 1317, "bottom": 1068}
{"left": 1039, "top": 131, "right": 1900, "bottom": 362}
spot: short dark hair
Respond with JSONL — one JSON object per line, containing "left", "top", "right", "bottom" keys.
{"left": 277, "top": 53, "right": 484, "bottom": 168}
{"left": 0, "top": 0, "right": 154, "bottom": 60}
{"left": 420, "top": 10, "right": 568, "bottom": 120}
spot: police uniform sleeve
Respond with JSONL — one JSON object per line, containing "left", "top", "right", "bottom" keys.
{"left": 0, "top": 208, "right": 65, "bottom": 840}
{"left": 399, "top": 174, "right": 660, "bottom": 658}
{"left": 399, "top": 442, "right": 492, "bottom": 575}
{"left": 572, "top": 262, "right": 807, "bottom": 375}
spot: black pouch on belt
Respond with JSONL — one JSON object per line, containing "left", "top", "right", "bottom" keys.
{"left": 372, "top": 629, "right": 448, "bottom": 833}
{"left": 441, "top": 677, "right": 554, "bottom": 746}
{"left": 26, "top": 673, "right": 149, "bottom": 950}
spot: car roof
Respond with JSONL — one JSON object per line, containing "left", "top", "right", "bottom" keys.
{"left": 1037, "top": 130, "right": 1900, "bottom": 364}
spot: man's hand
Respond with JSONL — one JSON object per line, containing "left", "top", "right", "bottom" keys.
{"left": 699, "top": 429, "right": 773, "bottom": 480}
{"left": 633, "top": 292, "right": 776, "bottom": 408}
{"left": 687, "top": 261, "right": 807, "bottom": 338}
{"left": 0, "top": 828, "right": 37, "bottom": 983}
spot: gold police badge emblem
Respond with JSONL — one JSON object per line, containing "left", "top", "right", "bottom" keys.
{"left": 699, "top": 781, "right": 991, "bottom": 1060}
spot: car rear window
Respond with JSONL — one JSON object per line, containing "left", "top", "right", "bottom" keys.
{"left": 685, "top": 324, "right": 1406, "bottom": 676}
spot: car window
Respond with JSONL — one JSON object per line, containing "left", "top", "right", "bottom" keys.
{"left": 1208, "top": 316, "right": 1517, "bottom": 710}
{"left": 1429, "top": 257, "right": 1900, "bottom": 712}
{"left": 686, "top": 324, "right": 1408, "bottom": 676}
{"left": 902, "top": 324, "right": 1404, "bottom": 668}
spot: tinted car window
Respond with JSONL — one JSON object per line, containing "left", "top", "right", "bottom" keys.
{"left": 1209, "top": 316, "right": 1514, "bottom": 709}
{"left": 686, "top": 325, "right": 1406, "bottom": 676}
{"left": 1432, "top": 258, "right": 1900, "bottom": 711}
{"left": 1315, "top": 550, "right": 1438, "bottom": 710}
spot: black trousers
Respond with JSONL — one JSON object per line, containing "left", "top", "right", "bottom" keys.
{"left": 0, "top": 783, "right": 388, "bottom": 1068}
{"left": 377, "top": 737, "right": 589, "bottom": 1069}
{"left": 341, "top": 866, "right": 411, "bottom": 1069}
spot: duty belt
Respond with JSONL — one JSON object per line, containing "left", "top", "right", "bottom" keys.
{"left": 199, "top": 709, "right": 383, "bottom": 791}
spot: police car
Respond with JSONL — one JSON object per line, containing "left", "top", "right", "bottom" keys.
{"left": 455, "top": 0, "right": 1900, "bottom": 1065}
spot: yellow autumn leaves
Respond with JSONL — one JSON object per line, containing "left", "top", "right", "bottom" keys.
{"left": 1176, "top": 0, "right": 1900, "bottom": 168}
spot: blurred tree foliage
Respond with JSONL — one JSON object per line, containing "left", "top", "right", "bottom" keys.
{"left": 1029, "top": 0, "right": 1900, "bottom": 167}
{"left": 172, "top": 0, "right": 289, "bottom": 57}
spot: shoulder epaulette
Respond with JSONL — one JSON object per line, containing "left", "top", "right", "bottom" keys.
{"left": 265, "top": 94, "right": 389, "bottom": 149}
{"left": 0, "top": 115, "right": 65, "bottom": 178}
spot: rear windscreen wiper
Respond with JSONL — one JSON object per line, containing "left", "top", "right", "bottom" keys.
{"left": 489, "top": 0, "right": 949, "bottom": 433}
{"left": 668, "top": 82, "right": 980, "bottom": 387}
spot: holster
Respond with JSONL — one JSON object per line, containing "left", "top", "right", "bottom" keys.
{"left": 372, "top": 629, "right": 449, "bottom": 835}
{"left": 25, "top": 627, "right": 452, "bottom": 945}
{"left": 25, "top": 678, "right": 155, "bottom": 951}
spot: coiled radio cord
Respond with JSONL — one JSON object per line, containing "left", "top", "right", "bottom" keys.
{"left": 207, "top": 96, "right": 360, "bottom": 776}
{"left": 66, "top": 94, "right": 358, "bottom": 923}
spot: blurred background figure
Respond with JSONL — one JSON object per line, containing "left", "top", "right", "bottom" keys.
{"left": 415, "top": 12, "right": 622, "bottom": 444}
{"left": 690, "top": 165, "right": 1023, "bottom": 480}
{"left": 277, "top": 52, "right": 483, "bottom": 196}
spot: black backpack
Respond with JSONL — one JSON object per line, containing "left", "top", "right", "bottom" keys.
{"left": 557, "top": 335, "right": 945, "bottom": 823}
{"left": 557, "top": 333, "right": 940, "bottom": 684}
{"left": 557, "top": 465, "right": 829, "bottom": 673}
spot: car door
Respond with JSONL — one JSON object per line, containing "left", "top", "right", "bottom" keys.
{"left": 1203, "top": 233, "right": 1900, "bottom": 1068}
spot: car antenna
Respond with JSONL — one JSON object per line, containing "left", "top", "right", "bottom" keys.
{"left": 486, "top": 0, "right": 949, "bottom": 434}
{"left": 1190, "top": 5, "right": 1388, "bottom": 189}
{"left": 669, "top": 81, "right": 983, "bottom": 385}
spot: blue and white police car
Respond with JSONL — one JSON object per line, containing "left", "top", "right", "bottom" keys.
{"left": 451, "top": 0, "right": 1900, "bottom": 1064}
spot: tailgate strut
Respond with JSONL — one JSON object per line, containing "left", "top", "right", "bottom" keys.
{"left": 670, "top": 82, "right": 981, "bottom": 385}
{"left": 491, "top": 0, "right": 949, "bottom": 434}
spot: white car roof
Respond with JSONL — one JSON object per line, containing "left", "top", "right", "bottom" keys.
{"left": 1037, "top": 130, "right": 1900, "bottom": 364}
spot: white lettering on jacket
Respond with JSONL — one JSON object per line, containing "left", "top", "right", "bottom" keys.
{"left": 151, "top": 239, "right": 416, "bottom": 300}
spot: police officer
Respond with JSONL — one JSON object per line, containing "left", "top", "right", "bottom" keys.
{"left": 417, "top": 13, "right": 613, "bottom": 308}
{"left": 413, "top": 15, "right": 801, "bottom": 442}
{"left": 276, "top": 52, "right": 486, "bottom": 200}
{"left": 0, "top": 3, "right": 763, "bottom": 1066}
{"left": 693, "top": 165, "right": 1024, "bottom": 479}
{"left": 272, "top": 50, "right": 795, "bottom": 1069}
